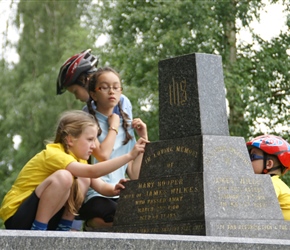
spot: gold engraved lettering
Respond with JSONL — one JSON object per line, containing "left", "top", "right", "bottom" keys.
{"left": 169, "top": 77, "right": 187, "bottom": 106}
{"left": 214, "top": 177, "right": 234, "bottom": 184}
{"left": 175, "top": 146, "right": 198, "bottom": 157}
{"left": 168, "top": 196, "right": 183, "bottom": 202}
{"left": 280, "top": 225, "right": 288, "bottom": 230}
{"left": 137, "top": 207, "right": 154, "bottom": 213}
{"left": 168, "top": 204, "right": 179, "bottom": 210}
{"left": 254, "top": 202, "right": 267, "bottom": 208}
{"left": 155, "top": 147, "right": 174, "bottom": 157}
{"left": 216, "top": 224, "right": 225, "bottom": 230}
{"left": 160, "top": 213, "right": 177, "bottom": 219}
{"left": 138, "top": 181, "right": 154, "bottom": 188}
{"left": 146, "top": 198, "right": 167, "bottom": 205}
{"left": 146, "top": 190, "right": 167, "bottom": 196}
{"left": 221, "top": 194, "right": 239, "bottom": 200}
{"left": 139, "top": 214, "right": 159, "bottom": 221}
{"left": 157, "top": 178, "right": 183, "bottom": 187}
{"left": 157, "top": 179, "right": 183, "bottom": 187}
{"left": 213, "top": 146, "right": 250, "bottom": 166}
{"left": 244, "top": 187, "right": 262, "bottom": 193}
{"left": 123, "top": 194, "right": 135, "bottom": 199}
{"left": 144, "top": 156, "right": 151, "bottom": 164}
{"left": 217, "top": 223, "right": 290, "bottom": 232}
{"left": 135, "top": 200, "right": 145, "bottom": 205}
{"left": 240, "top": 178, "right": 262, "bottom": 185}
{"left": 230, "top": 202, "right": 238, "bottom": 207}
{"left": 220, "top": 202, "right": 228, "bottom": 207}
{"left": 170, "top": 186, "right": 197, "bottom": 194}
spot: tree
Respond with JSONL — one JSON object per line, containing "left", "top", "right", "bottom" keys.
{"left": 87, "top": 0, "right": 289, "bottom": 142}
{"left": 0, "top": 0, "right": 94, "bottom": 227}
{"left": 86, "top": 0, "right": 290, "bottom": 184}
{"left": 0, "top": 0, "right": 289, "bottom": 228}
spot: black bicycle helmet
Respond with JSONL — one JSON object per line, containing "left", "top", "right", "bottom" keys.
{"left": 56, "top": 49, "right": 98, "bottom": 95}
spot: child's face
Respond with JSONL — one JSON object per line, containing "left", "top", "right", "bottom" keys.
{"left": 67, "top": 84, "right": 90, "bottom": 102}
{"left": 250, "top": 148, "right": 264, "bottom": 174}
{"left": 92, "top": 72, "right": 122, "bottom": 110}
{"left": 69, "top": 125, "right": 98, "bottom": 160}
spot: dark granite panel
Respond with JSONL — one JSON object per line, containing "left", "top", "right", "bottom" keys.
{"left": 158, "top": 53, "right": 229, "bottom": 140}
{"left": 114, "top": 174, "right": 205, "bottom": 227}
{"left": 139, "top": 136, "right": 203, "bottom": 178}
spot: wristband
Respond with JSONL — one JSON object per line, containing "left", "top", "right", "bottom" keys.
{"left": 109, "top": 126, "right": 118, "bottom": 135}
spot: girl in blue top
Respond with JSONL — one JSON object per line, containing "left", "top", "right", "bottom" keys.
{"left": 57, "top": 49, "right": 135, "bottom": 230}
{"left": 79, "top": 67, "right": 148, "bottom": 231}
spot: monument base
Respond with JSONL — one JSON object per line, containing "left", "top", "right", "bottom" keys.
{"left": 0, "top": 230, "right": 290, "bottom": 250}
{"left": 113, "top": 219, "right": 290, "bottom": 240}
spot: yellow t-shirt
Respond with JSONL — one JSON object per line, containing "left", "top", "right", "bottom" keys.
{"left": 271, "top": 175, "right": 290, "bottom": 220}
{"left": 0, "top": 143, "right": 87, "bottom": 222}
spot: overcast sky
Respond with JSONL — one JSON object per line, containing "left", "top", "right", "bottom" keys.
{"left": 0, "top": 0, "right": 288, "bottom": 64}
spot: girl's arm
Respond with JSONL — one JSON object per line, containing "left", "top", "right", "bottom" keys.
{"left": 92, "top": 113, "right": 120, "bottom": 161}
{"left": 91, "top": 178, "right": 127, "bottom": 196}
{"left": 66, "top": 137, "right": 148, "bottom": 178}
{"left": 127, "top": 118, "right": 148, "bottom": 179}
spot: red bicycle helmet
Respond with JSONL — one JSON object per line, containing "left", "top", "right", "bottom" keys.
{"left": 247, "top": 134, "right": 290, "bottom": 169}
{"left": 56, "top": 49, "right": 98, "bottom": 95}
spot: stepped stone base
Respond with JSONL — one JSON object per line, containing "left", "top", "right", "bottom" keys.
{"left": 0, "top": 230, "right": 290, "bottom": 250}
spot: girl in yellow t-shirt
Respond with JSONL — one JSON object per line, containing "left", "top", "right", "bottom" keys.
{"left": 0, "top": 110, "right": 148, "bottom": 231}
{"left": 247, "top": 134, "right": 290, "bottom": 220}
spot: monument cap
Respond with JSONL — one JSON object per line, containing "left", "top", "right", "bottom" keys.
{"left": 247, "top": 134, "right": 290, "bottom": 168}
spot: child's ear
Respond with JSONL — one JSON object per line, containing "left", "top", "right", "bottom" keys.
{"left": 90, "top": 91, "right": 97, "bottom": 101}
{"left": 266, "top": 159, "right": 274, "bottom": 169}
{"left": 66, "top": 134, "right": 74, "bottom": 147}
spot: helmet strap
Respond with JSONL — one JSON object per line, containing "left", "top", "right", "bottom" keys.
{"left": 262, "top": 152, "right": 284, "bottom": 175}
{"left": 76, "top": 79, "right": 86, "bottom": 89}
{"left": 269, "top": 165, "right": 284, "bottom": 174}
{"left": 262, "top": 152, "right": 268, "bottom": 174}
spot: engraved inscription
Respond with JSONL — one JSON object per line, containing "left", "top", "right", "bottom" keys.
{"left": 204, "top": 146, "right": 249, "bottom": 167}
{"left": 121, "top": 176, "right": 201, "bottom": 222}
{"left": 144, "top": 145, "right": 198, "bottom": 165}
{"left": 213, "top": 176, "right": 268, "bottom": 209}
{"left": 215, "top": 223, "right": 290, "bottom": 231}
{"left": 169, "top": 77, "right": 187, "bottom": 106}
{"left": 116, "top": 223, "right": 205, "bottom": 235}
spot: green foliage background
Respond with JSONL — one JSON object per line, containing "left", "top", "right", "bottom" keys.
{"left": 0, "top": 0, "right": 289, "bottom": 228}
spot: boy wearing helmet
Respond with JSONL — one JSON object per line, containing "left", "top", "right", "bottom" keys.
{"left": 56, "top": 49, "right": 132, "bottom": 119}
{"left": 247, "top": 134, "right": 290, "bottom": 220}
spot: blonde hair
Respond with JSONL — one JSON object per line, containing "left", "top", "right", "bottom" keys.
{"left": 54, "top": 110, "right": 97, "bottom": 215}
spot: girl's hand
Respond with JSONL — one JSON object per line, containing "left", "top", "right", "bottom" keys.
{"left": 129, "top": 137, "right": 149, "bottom": 159}
{"left": 113, "top": 178, "right": 128, "bottom": 195}
{"left": 132, "top": 118, "right": 148, "bottom": 140}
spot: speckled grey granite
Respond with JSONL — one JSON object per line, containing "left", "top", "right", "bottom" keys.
{"left": 113, "top": 53, "right": 290, "bottom": 239}
{"left": 158, "top": 53, "right": 229, "bottom": 140}
{"left": 2, "top": 53, "right": 288, "bottom": 248}
{"left": 113, "top": 134, "right": 290, "bottom": 238}
{"left": 0, "top": 230, "right": 290, "bottom": 250}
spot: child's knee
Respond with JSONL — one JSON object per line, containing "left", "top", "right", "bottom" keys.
{"left": 54, "top": 169, "right": 74, "bottom": 188}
